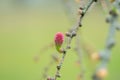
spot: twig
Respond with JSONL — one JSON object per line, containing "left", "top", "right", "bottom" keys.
{"left": 75, "top": 32, "right": 86, "bottom": 80}
{"left": 40, "top": 54, "right": 59, "bottom": 80}
{"left": 41, "top": 61, "right": 54, "bottom": 80}
{"left": 92, "top": 0, "right": 120, "bottom": 80}
{"left": 52, "top": 0, "right": 97, "bottom": 80}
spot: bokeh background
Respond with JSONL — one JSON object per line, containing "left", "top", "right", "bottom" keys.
{"left": 0, "top": 0, "right": 120, "bottom": 80}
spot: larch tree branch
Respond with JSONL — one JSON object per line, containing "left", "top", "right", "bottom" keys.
{"left": 92, "top": 0, "right": 120, "bottom": 80}
{"left": 47, "top": 0, "right": 98, "bottom": 80}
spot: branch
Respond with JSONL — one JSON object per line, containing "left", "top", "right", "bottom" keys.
{"left": 40, "top": 54, "right": 59, "bottom": 80}
{"left": 46, "top": 0, "right": 97, "bottom": 80}
{"left": 92, "top": 0, "right": 120, "bottom": 80}
{"left": 75, "top": 33, "right": 86, "bottom": 80}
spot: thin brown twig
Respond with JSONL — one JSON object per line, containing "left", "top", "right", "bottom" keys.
{"left": 75, "top": 32, "right": 86, "bottom": 80}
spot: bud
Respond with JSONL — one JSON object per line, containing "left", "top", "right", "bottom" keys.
{"left": 47, "top": 76, "right": 54, "bottom": 80}
{"left": 91, "top": 52, "right": 100, "bottom": 61}
{"left": 47, "top": 76, "right": 51, "bottom": 80}
{"left": 65, "top": 32, "right": 71, "bottom": 37}
{"left": 96, "top": 68, "right": 108, "bottom": 79}
{"left": 78, "top": 9, "right": 83, "bottom": 15}
{"left": 75, "top": 0, "right": 80, "bottom": 3}
{"left": 110, "top": 0, "right": 115, "bottom": 3}
{"left": 54, "top": 32, "right": 64, "bottom": 52}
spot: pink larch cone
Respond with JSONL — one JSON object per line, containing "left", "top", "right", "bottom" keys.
{"left": 54, "top": 32, "right": 64, "bottom": 52}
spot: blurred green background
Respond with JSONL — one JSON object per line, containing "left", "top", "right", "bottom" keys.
{"left": 0, "top": 0, "right": 120, "bottom": 80}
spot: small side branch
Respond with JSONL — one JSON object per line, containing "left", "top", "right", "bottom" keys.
{"left": 75, "top": 33, "right": 86, "bottom": 80}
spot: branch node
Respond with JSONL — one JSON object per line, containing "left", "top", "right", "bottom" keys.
{"left": 65, "top": 32, "right": 71, "bottom": 37}
{"left": 71, "top": 31, "right": 77, "bottom": 37}
{"left": 57, "top": 65, "right": 61, "bottom": 70}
